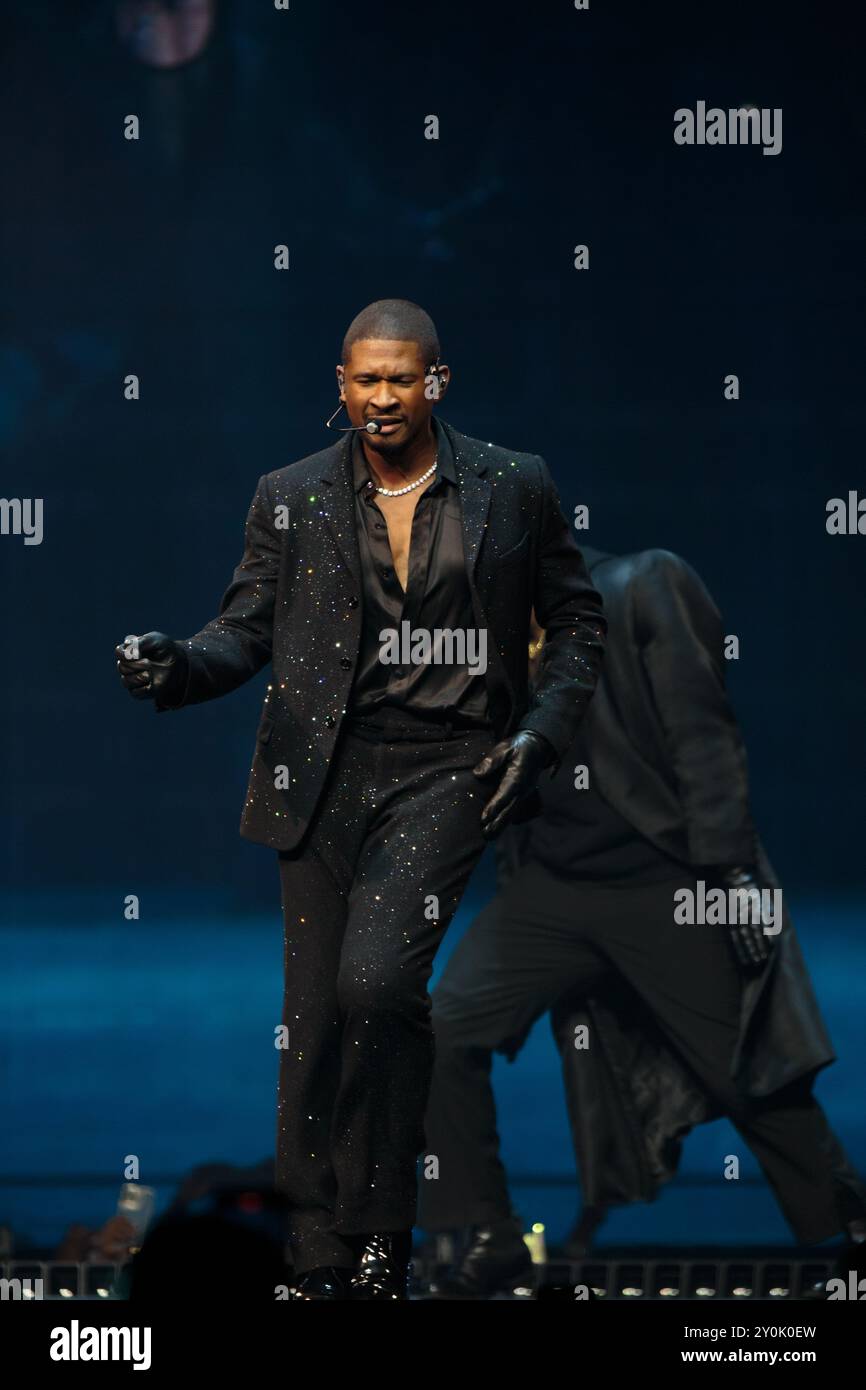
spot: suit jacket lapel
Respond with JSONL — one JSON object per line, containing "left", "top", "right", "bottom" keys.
{"left": 317, "top": 433, "right": 361, "bottom": 584}
{"left": 440, "top": 420, "right": 493, "bottom": 579}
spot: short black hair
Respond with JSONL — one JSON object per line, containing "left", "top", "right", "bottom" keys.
{"left": 341, "top": 299, "right": 440, "bottom": 368}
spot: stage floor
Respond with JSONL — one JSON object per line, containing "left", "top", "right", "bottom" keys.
{"left": 2, "top": 889, "right": 863, "bottom": 1254}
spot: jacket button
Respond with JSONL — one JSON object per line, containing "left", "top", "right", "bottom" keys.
{"left": 325, "top": 714, "right": 336, "bottom": 728}
{"left": 340, "top": 656, "right": 352, "bottom": 669}
{"left": 347, "top": 596, "right": 359, "bottom": 608}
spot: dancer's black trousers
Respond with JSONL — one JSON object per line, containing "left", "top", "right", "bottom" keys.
{"left": 418, "top": 861, "right": 866, "bottom": 1244}
{"left": 275, "top": 708, "right": 496, "bottom": 1274}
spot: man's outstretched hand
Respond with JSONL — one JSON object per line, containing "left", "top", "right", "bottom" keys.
{"left": 474, "top": 730, "right": 555, "bottom": 840}
{"left": 115, "top": 631, "right": 188, "bottom": 704}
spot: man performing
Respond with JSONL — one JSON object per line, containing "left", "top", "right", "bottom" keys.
{"left": 115, "top": 300, "right": 606, "bottom": 1299}
{"left": 418, "top": 545, "right": 866, "bottom": 1297}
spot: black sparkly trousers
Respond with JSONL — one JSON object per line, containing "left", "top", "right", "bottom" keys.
{"left": 417, "top": 862, "right": 866, "bottom": 1245}
{"left": 275, "top": 708, "right": 497, "bottom": 1274}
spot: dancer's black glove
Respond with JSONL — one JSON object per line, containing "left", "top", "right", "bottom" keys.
{"left": 115, "top": 631, "right": 189, "bottom": 705}
{"left": 713, "top": 863, "right": 778, "bottom": 972}
{"left": 474, "top": 730, "right": 556, "bottom": 840}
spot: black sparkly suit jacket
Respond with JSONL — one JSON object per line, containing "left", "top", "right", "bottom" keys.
{"left": 156, "top": 417, "right": 607, "bottom": 852}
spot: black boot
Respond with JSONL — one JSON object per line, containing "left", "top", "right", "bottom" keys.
{"left": 349, "top": 1232, "right": 413, "bottom": 1301}
{"left": 799, "top": 1222, "right": 866, "bottom": 1300}
{"left": 428, "top": 1218, "right": 535, "bottom": 1299}
{"left": 291, "top": 1265, "right": 354, "bottom": 1300}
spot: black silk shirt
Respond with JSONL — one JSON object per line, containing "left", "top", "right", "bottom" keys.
{"left": 348, "top": 417, "right": 491, "bottom": 725}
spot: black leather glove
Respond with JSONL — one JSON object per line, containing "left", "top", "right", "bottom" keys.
{"left": 714, "top": 863, "right": 778, "bottom": 972}
{"left": 115, "top": 631, "right": 189, "bottom": 705}
{"left": 473, "top": 730, "right": 556, "bottom": 840}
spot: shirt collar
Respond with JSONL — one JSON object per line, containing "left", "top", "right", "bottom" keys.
{"left": 352, "top": 416, "right": 455, "bottom": 494}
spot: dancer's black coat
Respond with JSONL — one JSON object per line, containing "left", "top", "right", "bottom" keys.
{"left": 154, "top": 418, "right": 606, "bottom": 851}
{"left": 498, "top": 546, "right": 838, "bottom": 1207}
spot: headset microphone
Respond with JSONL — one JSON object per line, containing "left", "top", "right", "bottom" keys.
{"left": 324, "top": 407, "right": 383, "bottom": 433}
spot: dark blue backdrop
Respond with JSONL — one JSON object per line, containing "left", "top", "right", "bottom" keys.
{"left": 1, "top": 0, "right": 863, "bottom": 1250}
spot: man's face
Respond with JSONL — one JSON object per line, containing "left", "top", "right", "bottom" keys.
{"left": 337, "top": 339, "right": 448, "bottom": 455}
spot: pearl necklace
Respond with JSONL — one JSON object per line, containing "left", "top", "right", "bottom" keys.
{"left": 372, "top": 457, "right": 438, "bottom": 497}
